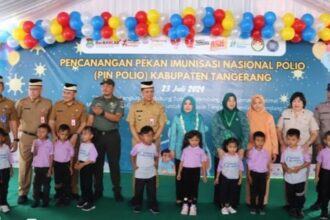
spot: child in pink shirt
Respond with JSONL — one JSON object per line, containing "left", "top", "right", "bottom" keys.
{"left": 31, "top": 124, "right": 54, "bottom": 208}
{"left": 177, "top": 130, "right": 207, "bottom": 216}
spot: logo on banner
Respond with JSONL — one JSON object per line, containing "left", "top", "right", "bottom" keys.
{"left": 251, "top": 39, "right": 265, "bottom": 52}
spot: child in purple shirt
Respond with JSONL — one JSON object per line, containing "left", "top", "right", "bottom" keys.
{"left": 247, "top": 131, "right": 271, "bottom": 215}
{"left": 31, "top": 124, "right": 54, "bottom": 208}
{"left": 315, "top": 131, "right": 330, "bottom": 219}
{"left": 75, "top": 126, "right": 98, "bottom": 212}
{"left": 53, "top": 124, "right": 75, "bottom": 206}
{"left": 177, "top": 130, "right": 207, "bottom": 216}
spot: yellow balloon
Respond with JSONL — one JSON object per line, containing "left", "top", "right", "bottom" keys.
{"left": 281, "top": 27, "right": 295, "bottom": 40}
{"left": 222, "top": 30, "right": 231, "bottom": 37}
{"left": 109, "top": 16, "right": 121, "bottom": 29}
{"left": 319, "top": 28, "right": 330, "bottom": 41}
{"left": 12, "top": 28, "right": 26, "bottom": 41}
{"left": 8, "top": 51, "right": 20, "bottom": 66}
{"left": 50, "top": 22, "right": 63, "bottom": 36}
{"left": 182, "top": 7, "right": 196, "bottom": 16}
{"left": 222, "top": 17, "right": 235, "bottom": 30}
{"left": 147, "top": 9, "right": 160, "bottom": 23}
{"left": 111, "top": 34, "right": 120, "bottom": 42}
{"left": 148, "top": 23, "right": 161, "bottom": 37}
{"left": 282, "top": 13, "right": 295, "bottom": 26}
{"left": 320, "top": 13, "right": 330, "bottom": 26}
{"left": 225, "top": 10, "right": 234, "bottom": 19}
{"left": 19, "top": 41, "right": 28, "bottom": 49}
{"left": 18, "top": 20, "right": 25, "bottom": 28}
{"left": 55, "top": 34, "right": 65, "bottom": 43}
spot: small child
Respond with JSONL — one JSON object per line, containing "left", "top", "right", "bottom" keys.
{"left": 281, "top": 128, "right": 311, "bottom": 219}
{"left": 31, "top": 123, "right": 54, "bottom": 208}
{"left": 158, "top": 148, "right": 175, "bottom": 175}
{"left": 177, "top": 130, "right": 207, "bottom": 216}
{"left": 131, "top": 126, "right": 159, "bottom": 214}
{"left": 53, "top": 124, "right": 74, "bottom": 206}
{"left": 315, "top": 131, "right": 330, "bottom": 220}
{"left": 247, "top": 131, "right": 271, "bottom": 215}
{"left": 214, "top": 137, "right": 243, "bottom": 215}
{"left": 0, "top": 128, "right": 13, "bottom": 213}
{"left": 75, "top": 126, "right": 98, "bottom": 212}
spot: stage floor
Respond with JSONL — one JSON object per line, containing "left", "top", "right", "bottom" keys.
{"left": 0, "top": 169, "right": 322, "bottom": 220}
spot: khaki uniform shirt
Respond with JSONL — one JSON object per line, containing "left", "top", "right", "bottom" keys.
{"left": 0, "top": 96, "right": 18, "bottom": 133}
{"left": 314, "top": 101, "right": 330, "bottom": 144}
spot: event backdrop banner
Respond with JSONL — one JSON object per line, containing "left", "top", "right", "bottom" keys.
{"left": 1, "top": 37, "right": 330, "bottom": 176}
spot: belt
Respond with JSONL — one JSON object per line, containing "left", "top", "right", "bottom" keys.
{"left": 22, "top": 131, "right": 37, "bottom": 137}
{"left": 95, "top": 129, "right": 118, "bottom": 135}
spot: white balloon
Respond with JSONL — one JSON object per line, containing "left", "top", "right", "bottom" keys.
{"left": 41, "top": 19, "right": 51, "bottom": 31}
{"left": 310, "top": 35, "right": 319, "bottom": 43}
{"left": 313, "top": 19, "right": 325, "bottom": 32}
{"left": 231, "top": 28, "right": 240, "bottom": 37}
{"left": 117, "top": 27, "right": 128, "bottom": 39}
{"left": 119, "top": 13, "right": 128, "bottom": 22}
{"left": 272, "top": 32, "right": 281, "bottom": 41}
{"left": 6, "top": 37, "right": 19, "bottom": 48}
{"left": 196, "top": 7, "right": 205, "bottom": 18}
{"left": 160, "top": 14, "right": 168, "bottom": 26}
{"left": 195, "top": 22, "right": 204, "bottom": 33}
{"left": 44, "top": 33, "right": 55, "bottom": 44}
{"left": 234, "top": 14, "right": 242, "bottom": 25}
{"left": 81, "top": 12, "right": 92, "bottom": 24}
{"left": 81, "top": 24, "right": 93, "bottom": 37}
{"left": 274, "top": 20, "right": 284, "bottom": 31}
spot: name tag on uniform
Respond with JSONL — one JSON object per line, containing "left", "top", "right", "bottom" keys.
{"left": 284, "top": 118, "right": 290, "bottom": 120}
{"left": 71, "top": 119, "right": 76, "bottom": 127}
{"left": 0, "top": 114, "right": 7, "bottom": 123}
{"left": 40, "top": 116, "right": 45, "bottom": 123}
{"left": 149, "top": 118, "right": 155, "bottom": 126}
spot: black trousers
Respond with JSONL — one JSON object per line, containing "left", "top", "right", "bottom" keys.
{"left": 93, "top": 130, "right": 121, "bottom": 195}
{"left": 132, "top": 176, "right": 158, "bottom": 208}
{"left": 182, "top": 167, "right": 200, "bottom": 204}
{"left": 33, "top": 167, "right": 51, "bottom": 202}
{"left": 54, "top": 161, "right": 71, "bottom": 200}
{"left": 285, "top": 181, "right": 306, "bottom": 210}
{"left": 219, "top": 173, "right": 240, "bottom": 207}
{"left": 319, "top": 168, "right": 330, "bottom": 214}
{"left": 80, "top": 162, "right": 94, "bottom": 204}
{"left": 0, "top": 168, "right": 10, "bottom": 205}
{"left": 175, "top": 159, "right": 183, "bottom": 201}
{"left": 250, "top": 171, "right": 267, "bottom": 210}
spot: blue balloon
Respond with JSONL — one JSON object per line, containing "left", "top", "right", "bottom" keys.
{"left": 0, "top": 31, "right": 10, "bottom": 43}
{"left": 170, "top": 14, "right": 182, "bottom": 27}
{"left": 302, "top": 27, "right": 316, "bottom": 41}
{"left": 91, "top": 16, "right": 104, "bottom": 30}
{"left": 205, "top": 7, "right": 214, "bottom": 15}
{"left": 203, "top": 15, "right": 215, "bottom": 28}
{"left": 262, "top": 25, "right": 274, "bottom": 39}
{"left": 240, "top": 20, "right": 253, "bottom": 32}
{"left": 202, "top": 26, "right": 211, "bottom": 34}
{"left": 128, "top": 31, "right": 139, "bottom": 41}
{"left": 301, "top": 13, "right": 314, "bottom": 27}
{"left": 125, "top": 17, "right": 137, "bottom": 30}
{"left": 31, "top": 26, "right": 45, "bottom": 40}
{"left": 92, "top": 31, "right": 102, "bottom": 41}
{"left": 70, "top": 11, "right": 81, "bottom": 19}
{"left": 70, "top": 17, "right": 83, "bottom": 31}
{"left": 264, "top": 11, "right": 276, "bottom": 25}
{"left": 39, "top": 39, "right": 48, "bottom": 47}
{"left": 35, "top": 19, "right": 43, "bottom": 27}
{"left": 76, "top": 30, "right": 84, "bottom": 38}
{"left": 168, "top": 27, "right": 178, "bottom": 40}
{"left": 243, "top": 12, "right": 254, "bottom": 21}
{"left": 240, "top": 31, "right": 250, "bottom": 39}
{"left": 176, "top": 25, "right": 189, "bottom": 38}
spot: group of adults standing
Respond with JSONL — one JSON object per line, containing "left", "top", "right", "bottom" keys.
{"left": 0, "top": 74, "right": 329, "bottom": 208}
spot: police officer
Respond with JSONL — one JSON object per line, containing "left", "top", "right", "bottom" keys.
{"left": 0, "top": 76, "right": 19, "bottom": 151}
{"left": 310, "top": 83, "right": 330, "bottom": 210}
{"left": 16, "top": 79, "right": 52, "bottom": 204}
{"left": 49, "top": 83, "right": 87, "bottom": 200}
{"left": 127, "top": 81, "right": 167, "bottom": 152}
{"left": 87, "top": 79, "right": 124, "bottom": 202}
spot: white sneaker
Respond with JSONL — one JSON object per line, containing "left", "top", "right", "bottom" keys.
{"left": 189, "top": 205, "right": 197, "bottom": 216}
{"left": 228, "top": 206, "right": 237, "bottom": 214}
{"left": 221, "top": 207, "right": 229, "bottom": 215}
{"left": 181, "top": 204, "right": 189, "bottom": 215}
{"left": 1, "top": 205, "right": 10, "bottom": 213}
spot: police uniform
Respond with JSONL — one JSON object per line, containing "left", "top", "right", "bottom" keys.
{"left": 49, "top": 83, "right": 87, "bottom": 196}
{"left": 90, "top": 79, "right": 124, "bottom": 200}
{"left": 15, "top": 79, "right": 52, "bottom": 201}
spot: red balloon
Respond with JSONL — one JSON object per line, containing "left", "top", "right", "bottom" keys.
{"left": 185, "top": 36, "right": 194, "bottom": 47}
{"left": 23, "top": 34, "right": 38, "bottom": 48}
{"left": 252, "top": 29, "right": 262, "bottom": 40}
{"left": 291, "top": 33, "right": 302, "bottom": 43}
{"left": 135, "top": 11, "right": 147, "bottom": 23}
{"left": 253, "top": 15, "right": 265, "bottom": 30}
{"left": 57, "top": 12, "right": 70, "bottom": 27}
{"left": 101, "top": 11, "right": 112, "bottom": 22}
{"left": 213, "top": 9, "right": 225, "bottom": 22}
{"left": 101, "top": 26, "right": 113, "bottom": 38}
{"left": 162, "top": 23, "right": 172, "bottom": 35}
{"left": 135, "top": 23, "right": 148, "bottom": 37}
{"left": 211, "top": 24, "right": 224, "bottom": 36}
{"left": 23, "top": 21, "right": 34, "bottom": 33}
{"left": 292, "top": 19, "right": 306, "bottom": 33}
{"left": 324, "top": 40, "right": 330, "bottom": 44}
{"left": 187, "top": 28, "right": 195, "bottom": 38}
{"left": 183, "top": 15, "right": 196, "bottom": 27}
{"left": 62, "top": 27, "right": 76, "bottom": 41}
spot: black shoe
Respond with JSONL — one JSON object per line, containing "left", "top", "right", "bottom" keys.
{"left": 149, "top": 206, "right": 160, "bottom": 214}
{"left": 133, "top": 206, "right": 142, "bottom": 214}
{"left": 71, "top": 193, "right": 80, "bottom": 200}
{"left": 17, "top": 195, "right": 28, "bottom": 205}
{"left": 42, "top": 201, "right": 49, "bottom": 208}
{"left": 115, "top": 193, "right": 124, "bottom": 202}
{"left": 63, "top": 198, "right": 71, "bottom": 206}
{"left": 93, "top": 192, "right": 103, "bottom": 201}
{"left": 81, "top": 203, "right": 96, "bottom": 211}
{"left": 55, "top": 199, "right": 63, "bottom": 207}
{"left": 31, "top": 200, "right": 40, "bottom": 208}
{"left": 310, "top": 202, "right": 321, "bottom": 211}
{"left": 296, "top": 210, "right": 304, "bottom": 219}
{"left": 283, "top": 204, "right": 290, "bottom": 212}
{"left": 320, "top": 215, "right": 329, "bottom": 220}
{"left": 259, "top": 209, "right": 266, "bottom": 215}
{"left": 250, "top": 209, "right": 257, "bottom": 215}
{"left": 76, "top": 199, "right": 87, "bottom": 208}
{"left": 289, "top": 208, "right": 297, "bottom": 217}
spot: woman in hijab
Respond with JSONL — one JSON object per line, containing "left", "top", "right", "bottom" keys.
{"left": 169, "top": 96, "right": 209, "bottom": 204}
{"left": 246, "top": 94, "right": 278, "bottom": 205}
{"left": 212, "top": 93, "right": 250, "bottom": 208}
